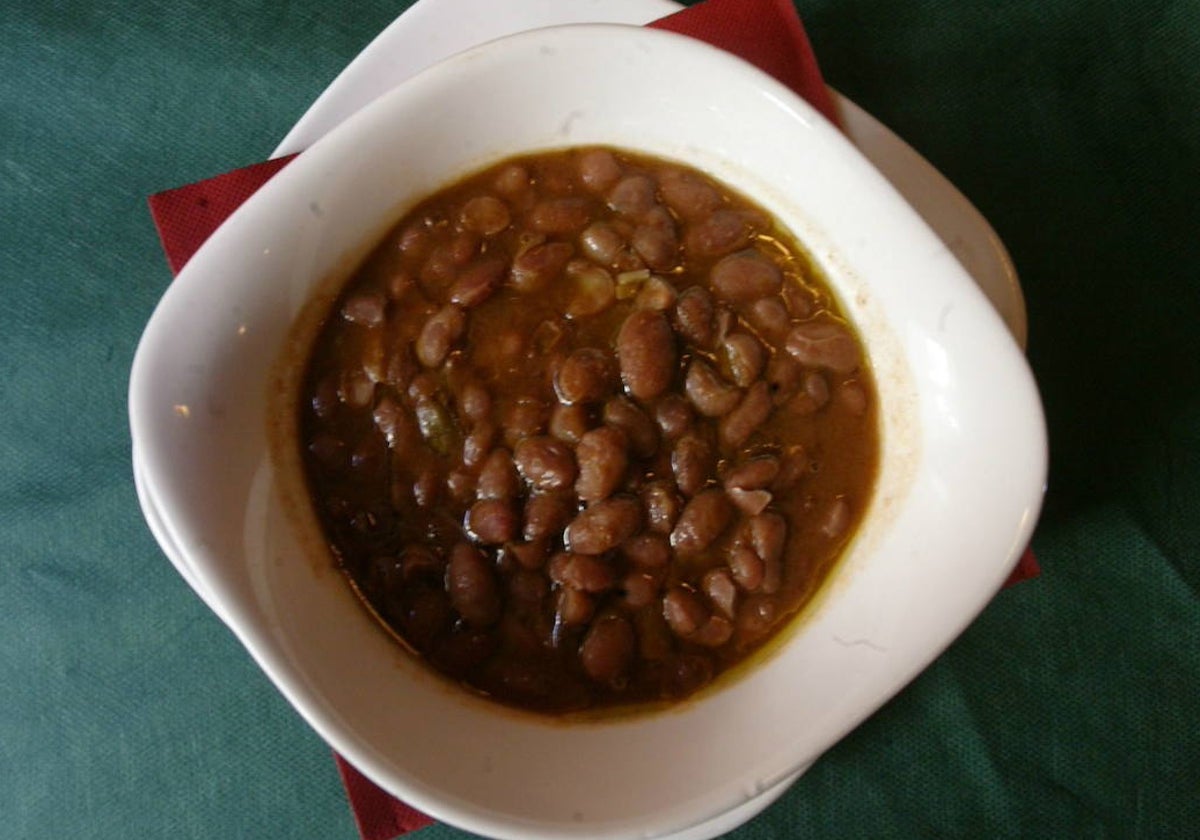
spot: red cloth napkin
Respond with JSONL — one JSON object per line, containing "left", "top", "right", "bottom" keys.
{"left": 147, "top": 0, "right": 1038, "bottom": 837}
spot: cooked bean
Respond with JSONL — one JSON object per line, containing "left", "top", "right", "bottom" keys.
{"left": 616, "top": 309, "right": 676, "bottom": 400}
{"left": 459, "top": 195, "right": 511, "bottom": 236}
{"left": 508, "top": 568, "right": 549, "bottom": 604}
{"left": 837, "top": 381, "right": 870, "bottom": 416}
{"left": 555, "top": 347, "right": 617, "bottom": 405}
{"left": 710, "top": 249, "right": 783, "bottom": 303}
{"left": 476, "top": 448, "right": 519, "bottom": 499}
{"left": 372, "top": 397, "right": 416, "bottom": 450}
{"left": 461, "top": 421, "right": 497, "bottom": 470}
{"left": 691, "top": 615, "right": 734, "bottom": 647}
{"left": 580, "top": 615, "right": 635, "bottom": 686}
{"left": 575, "top": 426, "right": 629, "bottom": 503}
{"left": 727, "top": 487, "right": 773, "bottom": 516}
{"left": 748, "top": 511, "right": 787, "bottom": 594}
{"left": 719, "top": 381, "right": 772, "bottom": 449}
{"left": 548, "top": 402, "right": 591, "bottom": 445}
{"left": 772, "top": 444, "right": 809, "bottom": 491}
{"left": 781, "top": 279, "right": 816, "bottom": 319}
{"left": 703, "top": 568, "right": 738, "bottom": 618}
{"left": 607, "top": 174, "right": 658, "bottom": 219}
{"left": 787, "top": 370, "right": 831, "bottom": 415}
{"left": 641, "top": 482, "right": 683, "bottom": 535}
{"left": 421, "top": 232, "right": 480, "bottom": 290}
{"left": 670, "top": 489, "right": 733, "bottom": 556}
{"left": 446, "top": 468, "right": 476, "bottom": 504}
{"left": 513, "top": 435, "right": 576, "bottom": 492}
{"left": 685, "top": 209, "right": 755, "bottom": 258}
{"left": 673, "top": 285, "right": 715, "bottom": 348}
{"left": 448, "top": 258, "right": 506, "bottom": 308}
{"left": 556, "top": 586, "right": 596, "bottom": 627}
{"left": 510, "top": 241, "right": 574, "bottom": 294}
{"left": 602, "top": 396, "right": 658, "bottom": 458}
{"left": 493, "top": 163, "right": 531, "bottom": 195}
{"left": 466, "top": 498, "right": 518, "bottom": 545}
{"left": 663, "top": 586, "right": 708, "bottom": 637}
{"left": 819, "top": 497, "right": 852, "bottom": 540}
{"left": 620, "top": 571, "right": 661, "bottom": 609}
{"left": 501, "top": 398, "right": 549, "bottom": 445}
{"left": 564, "top": 496, "right": 642, "bottom": 555}
{"left": 446, "top": 542, "right": 501, "bottom": 627}
{"left": 622, "top": 533, "right": 671, "bottom": 569}
{"left": 530, "top": 196, "right": 591, "bottom": 234}
{"left": 728, "top": 546, "right": 765, "bottom": 592}
{"left": 684, "top": 359, "right": 742, "bottom": 417}
{"left": 653, "top": 393, "right": 694, "bottom": 441}
{"left": 671, "top": 432, "right": 715, "bottom": 498}
{"left": 412, "top": 466, "right": 440, "bottom": 508}
{"left": 724, "top": 456, "right": 781, "bottom": 491}
{"left": 634, "top": 275, "right": 678, "bottom": 311}
{"left": 414, "top": 396, "right": 457, "bottom": 455}
{"left": 721, "top": 332, "right": 766, "bottom": 387}
{"left": 548, "top": 552, "right": 616, "bottom": 593}
{"left": 744, "top": 296, "right": 792, "bottom": 341}
{"left": 339, "top": 368, "right": 374, "bottom": 408}
{"left": 658, "top": 169, "right": 722, "bottom": 220}
{"left": 523, "top": 492, "right": 574, "bottom": 542}
{"left": 564, "top": 262, "right": 616, "bottom": 319}
{"left": 784, "top": 320, "right": 861, "bottom": 373}
{"left": 578, "top": 148, "right": 622, "bottom": 192}
{"left": 508, "top": 540, "right": 549, "bottom": 571}
{"left": 341, "top": 292, "right": 386, "bottom": 326}
{"left": 397, "top": 221, "right": 431, "bottom": 259}
{"left": 457, "top": 380, "right": 493, "bottom": 424}
{"left": 415, "top": 305, "right": 466, "bottom": 367}
{"left": 631, "top": 206, "right": 678, "bottom": 271}
{"left": 579, "top": 221, "right": 626, "bottom": 266}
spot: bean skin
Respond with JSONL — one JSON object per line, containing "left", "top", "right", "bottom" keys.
{"left": 724, "top": 456, "right": 781, "bottom": 491}
{"left": 564, "top": 496, "right": 643, "bottom": 555}
{"left": 663, "top": 586, "right": 708, "bottom": 637}
{"left": 555, "top": 347, "right": 617, "bottom": 405}
{"left": 622, "top": 533, "right": 671, "bottom": 569}
{"left": 448, "top": 258, "right": 506, "bottom": 308}
{"left": 523, "top": 492, "right": 574, "bottom": 542}
{"left": 728, "top": 546, "right": 765, "bottom": 592}
{"left": 466, "top": 498, "right": 519, "bottom": 545}
{"left": 446, "top": 542, "right": 501, "bottom": 628}
{"left": 459, "top": 195, "right": 511, "bottom": 236}
{"left": 620, "top": 571, "right": 661, "bottom": 609}
{"left": 670, "top": 489, "right": 733, "bottom": 556}
{"left": 685, "top": 209, "right": 755, "bottom": 258}
{"left": 564, "top": 262, "right": 616, "bottom": 320}
{"left": 641, "top": 482, "right": 683, "bottom": 535}
{"left": 415, "top": 305, "right": 466, "bottom": 368}
{"left": 653, "top": 394, "right": 694, "bottom": 441}
{"left": 710, "top": 250, "right": 783, "bottom": 303}
{"left": 530, "top": 196, "right": 592, "bottom": 234}
{"left": 617, "top": 309, "right": 677, "bottom": 401}
{"left": 509, "top": 241, "right": 573, "bottom": 293}
{"left": 548, "top": 552, "right": 616, "bottom": 593}
{"left": 341, "top": 292, "right": 386, "bottom": 326}
{"left": 579, "top": 615, "right": 635, "bottom": 686}
{"left": 578, "top": 148, "right": 622, "bottom": 192}
{"left": 784, "top": 321, "right": 861, "bottom": 373}
{"left": 690, "top": 615, "right": 734, "bottom": 647}
{"left": 575, "top": 426, "right": 629, "bottom": 503}
{"left": 631, "top": 206, "right": 679, "bottom": 271}
{"left": 549, "top": 402, "right": 591, "bottom": 445}
{"left": 579, "top": 221, "right": 626, "bottom": 267}
{"left": 607, "top": 174, "right": 658, "bottom": 219}
{"left": 703, "top": 568, "right": 738, "bottom": 618}
{"left": 513, "top": 435, "right": 577, "bottom": 492}
{"left": 744, "top": 296, "right": 791, "bottom": 341}
{"left": 502, "top": 398, "right": 550, "bottom": 445}
{"left": 658, "top": 169, "right": 722, "bottom": 220}
{"left": 748, "top": 511, "right": 787, "bottom": 594}
{"left": 684, "top": 359, "right": 742, "bottom": 417}
{"left": 819, "top": 497, "right": 852, "bottom": 540}
{"left": 671, "top": 432, "right": 715, "bottom": 498}
{"left": 556, "top": 586, "right": 596, "bottom": 626}
{"left": 673, "top": 286, "right": 715, "bottom": 348}
{"left": 721, "top": 332, "right": 766, "bottom": 387}
{"left": 727, "top": 487, "right": 773, "bottom": 516}
{"left": 719, "top": 381, "right": 773, "bottom": 449}
{"left": 476, "top": 448, "right": 520, "bottom": 500}
{"left": 634, "top": 276, "right": 678, "bottom": 311}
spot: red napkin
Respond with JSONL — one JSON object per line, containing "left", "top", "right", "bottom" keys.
{"left": 147, "top": 0, "right": 1038, "bottom": 837}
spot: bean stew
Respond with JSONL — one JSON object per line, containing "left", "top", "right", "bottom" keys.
{"left": 299, "top": 147, "right": 878, "bottom": 714}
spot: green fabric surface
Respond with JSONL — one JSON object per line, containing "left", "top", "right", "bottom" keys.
{"left": 2, "top": 0, "right": 1196, "bottom": 837}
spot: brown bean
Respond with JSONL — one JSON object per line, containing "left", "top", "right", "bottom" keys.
{"left": 837, "top": 381, "right": 870, "bottom": 416}
{"left": 727, "top": 487, "right": 773, "bottom": 516}
{"left": 721, "top": 332, "right": 766, "bottom": 387}
{"left": 414, "top": 396, "right": 457, "bottom": 455}
{"left": 461, "top": 421, "right": 497, "bottom": 470}
{"left": 412, "top": 466, "right": 440, "bottom": 508}
{"left": 616, "top": 309, "right": 676, "bottom": 401}
{"left": 396, "top": 221, "right": 431, "bottom": 260}
{"left": 548, "top": 552, "right": 616, "bottom": 593}
{"left": 466, "top": 498, "right": 518, "bottom": 545}
{"left": 819, "top": 497, "right": 852, "bottom": 540}
{"left": 631, "top": 206, "right": 679, "bottom": 271}
{"left": 602, "top": 396, "right": 659, "bottom": 458}
{"left": 421, "top": 232, "right": 480, "bottom": 290}
{"left": 622, "top": 533, "right": 671, "bottom": 569}
{"left": 493, "top": 163, "right": 531, "bottom": 195}
{"left": 744, "top": 296, "right": 792, "bottom": 341}
{"left": 513, "top": 435, "right": 576, "bottom": 492}
{"left": 556, "top": 586, "right": 597, "bottom": 626}
{"left": 702, "top": 568, "right": 738, "bottom": 618}
{"left": 710, "top": 250, "right": 783, "bottom": 303}
{"left": 445, "top": 542, "right": 501, "bottom": 628}
{"left": 372, "top": 397, "right": 416, "bottom": 450}
{"left": 673, "top": 285, "right": 715, "bottom": 348}
{"left": 620, "top": 571, "right": 661, "bottom": 609}
{"left": 564, "top": 496, "right": 642, "bottom": 555}
{"left": 748, "top": 511, "right": 787, "bottom": 594}
{"left": 563, "top": 262, "right": 616, "bottom": 319}
{"left": 662, "top": 586, "right": 708, "bottom": 638}
{"left": 575, "top": 426, "right": 629, "bottom": 503}
{"left": 459, "top": 195, "right": 511, "bottom": 236}
{"left": 670, "top": 489, "right": 733, "bottom": 556}
{"left": 448, "top": 258, "right": 506, "bottom": 308}
{"left": 340, "top": 292, "right": 386, "bottom": 326}
{"left": 634, "top": 275, "right": 678, "bottom": 311}
{"left": 772, "top": 444, "right": 809, "bottom": 491}
{"left": 578, "top": 148, "right": 622, "bottom": 192}
{"left": 446, "top": 468, "right": 475, "bottom": 504}
{"left": 784, "top": 320, "right": 861, "bottom": 373}
{"left": 658, "top": 169, "right": 722, "bottom": 220}
{"left": 457, "top": 380, "right": 493, "bottom": 424}
{"left": 509, "top": 241, "right": 573, "bottom": 294}
{"left": 719, "top": 381, "right": 772, "bottom": 449}
{"left": 501, "top": 398, "right": 549, "bottom": 445}
{"left": 641, "top": 483, "right": 683, "bottom": 535}
{"left": 530, "top": 196, "right": 591, "bottom": 234}
{"left": 579, "top": 221, "right": 626, "bottom": 267}
{"left": 607, "top": 174, "right": 657, "bottom": 219}
{"left": 507, "top": 540, "right": 549, "bottom": 572}
{"left": 728, "top": 546, "right": 765, "bottom": 592}
{"left": 781, "top": 279, "right": 816, "bottom": 318}
{"left": 685, "top": 209, "right": 755, "bottom": 258}
{"left": 523, "top": 492, "right": 574, "bottom": 542}
{"left": 508, "top": 568, "right": 549, "bottom": 604}
{"left": 684, "top": 359, "right": 743, "bottom": 417}
{"left": 548, "top": 402, "right": 591, "bottom": 444}
{"left": 415, "top": 305, "right": 466, "bottom": 368}
{"left": 691, "top": 615, "right": 734, "bottom": 647}
{"left": 787, "top": 370, "right": 831, "bottom": 415}
{"left": 555, "top": 347, "right": 617, "bottom": 405}
{"left": 653, "top": 394, "right": 694, "bottom": 441}
{"left": 724, "top": 456, "right": 781, "bottom": 491}
{"left": 675, "top": 429, "right": 716, "bottom": 491}
{"left": 579, "top": 615, "right": 635, "bottom": 686}
{"left": 339, "top": 368, "right": 374, "bottom": 408}
{"left": 476, "top": 448, "right": 519, "bottom": 499}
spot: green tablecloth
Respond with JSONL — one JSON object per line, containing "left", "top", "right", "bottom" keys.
{"left": 3, "top": 0, "right": 1197, "bottom": 837}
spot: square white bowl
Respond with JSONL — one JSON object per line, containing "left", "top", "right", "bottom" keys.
{"left": 129, "top": 24, "right": 1046, "bottom": 840}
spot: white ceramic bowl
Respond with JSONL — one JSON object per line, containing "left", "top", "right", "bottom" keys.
{"left": 129, "top": 24, "right": 1046, "bottom": 840}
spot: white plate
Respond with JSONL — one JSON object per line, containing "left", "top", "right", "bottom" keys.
{"left": 274, "top": 0, "right": 1026, "bottom": 347}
